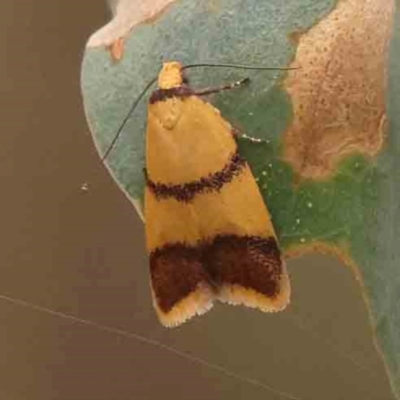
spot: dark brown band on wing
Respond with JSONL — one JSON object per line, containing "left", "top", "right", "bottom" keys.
{"left": 150, "top": 86, "right": 193, "bottom": 103}
{"left": 145, "top": 151, "right": 246, "bottom": 202}
{"left": 204, "top": 235, "right": 283, "bottom": 299}
{"left": 150, "top": 235, "right": 283, "bottom": 313}
{"left": 150, "top": 243, "right": 213, "bottom": 313}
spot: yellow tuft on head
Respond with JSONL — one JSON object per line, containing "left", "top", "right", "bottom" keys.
{"left": 158, "top": 61, "right": 184, "bottom": 89}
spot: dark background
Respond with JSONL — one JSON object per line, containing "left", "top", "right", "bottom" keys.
{"left": 0, "top": 1, "right": 393, "bottom": 399}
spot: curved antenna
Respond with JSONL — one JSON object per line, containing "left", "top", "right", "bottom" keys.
{"left": 101, "top": 62, "right": 297, "bottom": 162}
{"left": 101, "top": 76, "right": 157, "bottom": 162}
{"left": 183, "top": 63, "right": 298, "bottom": 72}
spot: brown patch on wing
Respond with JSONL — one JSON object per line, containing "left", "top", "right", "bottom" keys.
{"left": 284, "top": 0, "right": 394, "bottom": 180}
{"left": 205, "top": 235, "right": 283, "bottom": 299}
{"left": 150, "top": 243, "right": 214, "bottom": 313}
{"left": 145, "top": 151, "right": 246, "bottom": 202}
{"left": 150, "top": 234, "right": 289, "bottom": 326}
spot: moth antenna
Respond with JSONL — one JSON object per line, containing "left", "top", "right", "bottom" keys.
{"left": 101, "top": 63, "right": 297, "bottom": 162}
{"left": 101, "top": 76, "right": 157, "bottom": 162}
{"left": 183, "top": 63, "right": 298, "bottom": 72}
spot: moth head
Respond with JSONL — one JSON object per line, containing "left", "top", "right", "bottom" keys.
{"left": 158, "top": 61, "right": 184, "bottom": 89}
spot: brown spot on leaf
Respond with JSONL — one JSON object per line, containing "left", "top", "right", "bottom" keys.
{"left": 207, "top": 0, "right": 223, "bottom": 13}
{"left": 284, "top": 0, "right": 394, "bottom": 180}
{"left": 108, "top": 37, "right": 124, "bottom": 62}
{"left": 289, "top": 30, "right": 304, "bottom": 45}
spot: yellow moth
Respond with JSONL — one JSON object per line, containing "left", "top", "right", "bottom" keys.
{"left": 143, "top": 62, "right": 290, "bottom": 327}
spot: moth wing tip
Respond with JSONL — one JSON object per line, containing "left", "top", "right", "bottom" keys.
{"left": 217, "top": 269, "right": 291, "bottom": 313}
{"left": 153, "top": 283, "right": 215, "bottom": 328}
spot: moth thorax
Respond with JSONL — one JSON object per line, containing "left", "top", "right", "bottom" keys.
{"left": 158, "top": 61, "right": 184, "bottom": 89}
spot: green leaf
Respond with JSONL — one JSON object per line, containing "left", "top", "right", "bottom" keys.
{"left": 81, "top": 1, "right": 399, "bottom": 398}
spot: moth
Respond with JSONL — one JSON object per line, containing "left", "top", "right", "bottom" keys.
{"left": 143, "top": 62, "right": 290, "bottom": 327}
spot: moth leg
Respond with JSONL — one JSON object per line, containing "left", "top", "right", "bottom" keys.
{"left": 229, "top": 125, "right": 263, "bottom": 143}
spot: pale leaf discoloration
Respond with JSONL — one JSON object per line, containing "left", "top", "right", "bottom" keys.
{"left": 88, "top": 0, "right": 176, "bottom": 47}
{"left": 284, "top": 0, "right": 394, "bottom": 180}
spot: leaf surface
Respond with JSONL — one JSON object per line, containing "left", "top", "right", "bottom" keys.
{"left": 81, "top": 1, "right": 399, "bottom": 397}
